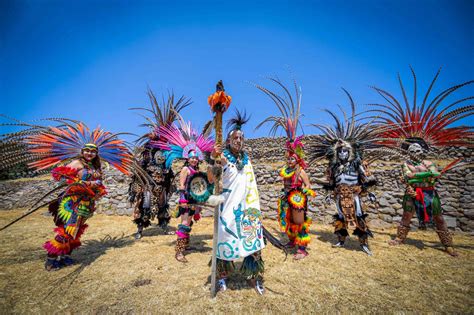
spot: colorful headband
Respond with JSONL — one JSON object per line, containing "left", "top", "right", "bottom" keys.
{"left": 83, "top": 143, "right": 98, "bottom": 151}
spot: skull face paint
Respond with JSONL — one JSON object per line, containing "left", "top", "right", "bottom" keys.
{"left": 338, "top": 147, "right": 350, "bottom": 162}
{"left": 408, "top": 143, "right": 424, "bottom": 159}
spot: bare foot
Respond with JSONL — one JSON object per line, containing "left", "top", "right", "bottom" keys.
{"left": 175, "top": 252, "right": 188, "bottom": 263}
{"left": 445, "top": 247, "right": 459, "bottom": 257}
{"left": 388, "top": 239, "right": 403, "bottom": 246}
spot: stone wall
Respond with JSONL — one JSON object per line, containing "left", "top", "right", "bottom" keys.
{"left": 0, "top": 136, "right": 472, "bottom": 232}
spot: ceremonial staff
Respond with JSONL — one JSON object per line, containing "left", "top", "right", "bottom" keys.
{"left": 207, "top": 80, "right": 232, "bottom": 297}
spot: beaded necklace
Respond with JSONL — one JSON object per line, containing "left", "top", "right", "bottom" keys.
{"left": 223, "top": 149, "right": 249, "bottom": 170}
{"left": 279, "top": 166, "right": 295, "bottom": 179}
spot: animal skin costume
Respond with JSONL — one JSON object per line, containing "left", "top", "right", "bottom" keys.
{"left": 128, "top": 91, "right": 190, "bottom": 239}
{"left": 310, "top": 90, "right": 381, "bottom": 256}
{"left": 128, "top": 146, "right": 175, "bottom": 237}
{"left": 370, "top": 67, "right": 473, "bottom": 256}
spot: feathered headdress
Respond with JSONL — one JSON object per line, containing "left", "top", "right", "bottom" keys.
{"left": 226, "top": 109, "right": 250, "bottom": 135}
{"left": 309, "top": 89, "right": 387, "bottom": 164}
{"left": 368, "top": 67, "right": 473, "bottom": 149}
{"left": 253, "top": 74, "right": 306, "bottom": 168}
{"left": 0, "top": 117, "right": 133, "bottom": 174}
{"left": 130, "top": 89, "right": 192, "bottom": 146}
{"left": 150, "top": 117, "right": 214, "bottom": 168}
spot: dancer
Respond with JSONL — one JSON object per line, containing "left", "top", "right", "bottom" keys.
{"left": 209, "top": 109, "right": 266, "bottom": 294}
{"left": 369, "top": 67, "right": 473, "bottom": 256}
{"left": 152, "top": 117, "right": 214, "bottom": 262}
{"left": 254, "top": 75, "right": 315, "bottom": 260}
{"left": 0, "top": 119, "right": 132, "bottom": 270}
{"left": 128, "top": 90, "right": 191, "bottom": 238}
{"left": 309, "top": 90, "right": 380, "bottom": 256}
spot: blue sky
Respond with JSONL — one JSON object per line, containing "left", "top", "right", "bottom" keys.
{"left": 1, "top": 0, "right": 473, "bottom": 141}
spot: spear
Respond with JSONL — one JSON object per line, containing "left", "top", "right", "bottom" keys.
{"left": 207, "top": 80, "right": 232, "bottom": 297}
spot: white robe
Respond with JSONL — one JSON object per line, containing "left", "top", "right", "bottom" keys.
{"left": 216, "top": 157, "right": 265, "bottom": 261}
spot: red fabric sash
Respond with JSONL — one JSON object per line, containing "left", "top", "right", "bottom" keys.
{"left": 415, "top": 187, "right": 435, "bottom": 223}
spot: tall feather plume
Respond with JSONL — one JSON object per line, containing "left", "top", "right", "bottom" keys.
{"left": 129, "top": 89, "right": 192, "bottom": 145}
{"left": 226, "top": 109, "right": 250, "bottom": 133}
{"left": 0, "top": 117, "right": 133, "bottom": 174}
{"left": 308, "top": 89, "right": 389, "bottom": 164}
{"left": 368, "top": 67, "right": 473, "bottom": 148}
{"left": 150, "top": 118, "right": 214, "bottom": 168}
{"left": 252, "top": 73, "right": 308, "bottom": 167}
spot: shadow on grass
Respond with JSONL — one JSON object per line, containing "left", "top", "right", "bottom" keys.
{"left": 44, "top": 233, "right": 134, "bottom": 298}
{"left": 203, "top": 264, "right": 285, "bottom": 296}
{"left": 0, "top": 247, "right": 46, "bottom": 265}
{"left": 138, "top": 225, "right": 177, "bottom": 238}
{"left": 166, "top": 234, "right": 213, "bottom": 254}
{"left": 312, "top": 229, "right": 384, "bottom": 253}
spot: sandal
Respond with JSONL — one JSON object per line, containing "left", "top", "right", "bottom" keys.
{"left": 293, "top": 249, "right": 308, "bottom": 260}
{"left": 45, "top": 258, "right": 62, "bottom": 271}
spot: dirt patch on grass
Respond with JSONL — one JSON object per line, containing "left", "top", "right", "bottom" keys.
{"left": 0, "top": 209, "right": 473, "bottom": 314}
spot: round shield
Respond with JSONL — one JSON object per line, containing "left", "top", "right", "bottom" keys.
{"left": 187, "top": 172, "right": 214, "bottom": 203}
{"left": 287, "top": 189, "right": 307, "bottom": 210}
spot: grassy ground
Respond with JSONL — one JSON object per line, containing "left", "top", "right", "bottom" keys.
{"left": 0, "top": 209, "right": 473, "bottom": 314}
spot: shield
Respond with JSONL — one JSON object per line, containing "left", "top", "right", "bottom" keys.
{"left": 287, "top": 189, "right": 307, "bottom": 210}
{"left": 187, "top": 172, "right": 214, "bottom": 203}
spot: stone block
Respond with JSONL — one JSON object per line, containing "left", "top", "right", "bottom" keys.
{"left": 368, "top": 218, "right": 392, "bottom": 229}
{"left": 379, "top": 207, "right": 396, "bottom": 215}
{"left": 443, "top": 216, "right": 457, "bottom": 228}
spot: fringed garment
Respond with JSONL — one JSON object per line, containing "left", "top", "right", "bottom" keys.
{"left": 277, "top": 167, "right": 314, "bottom": 247}
{"left": 44, "top": 166, "right": 106, "bottom": 256}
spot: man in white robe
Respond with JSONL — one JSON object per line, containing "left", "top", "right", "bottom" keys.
{"left": 209, "top": 118, "right": 265, "bottom": 295}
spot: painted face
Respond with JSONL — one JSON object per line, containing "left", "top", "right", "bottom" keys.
{"left": 287, "top": 155, "right": 297, "bottom": 167}
{"left": 188, "top": 156, "right": 199, "bottom": 167}
{"left": 408, "top": 143, "right": 424, "bottom": 158}
{"left": 229, "top": 130, "right": 244, "bottom": 153}
{"left": 338, "top": 147, "right": 349, "bottom": 162}
{"left": 82, "top": 148, "right": 97, "bottom": 162}
{"left": 154, "top": 150, "right": 165, "bottom": 165}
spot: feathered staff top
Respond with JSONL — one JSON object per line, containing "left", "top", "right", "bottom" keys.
{"left": 0, "top": 117, "right": 133, "bottom": 175}
{"left": 150, "top": 117, "right": 214, "bottom": 168}
{"left": 368, "top": 67, "right": 473, "bottom": 149}
{"left": 253, "top": 74, "right": 307, "bottom": 168}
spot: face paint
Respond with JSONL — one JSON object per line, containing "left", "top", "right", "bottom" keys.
{"left": 408, "top": 143, "right": 424, "bottom": 158}
{"left": 287, "top": 155, "right": 297, "bottom": 167}
{"left": 82, "top": 148, "right": 97, "bottom": 161}
{"left": 188, "top": 156, "right": 199, "bottom": 167}
{"left": 229, "top": 130, "right": 244, "bottom": 153}
{"left": 338, "top": 147, "right": 349, "bottom": 162}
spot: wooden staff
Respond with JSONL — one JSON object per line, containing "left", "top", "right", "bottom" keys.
{"left": 208, "top": 80, "right": 231, "bottom": 297}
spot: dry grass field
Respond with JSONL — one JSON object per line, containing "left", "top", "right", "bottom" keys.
{"left": 0, "top": 209, "right": 473, "bottom": 314}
